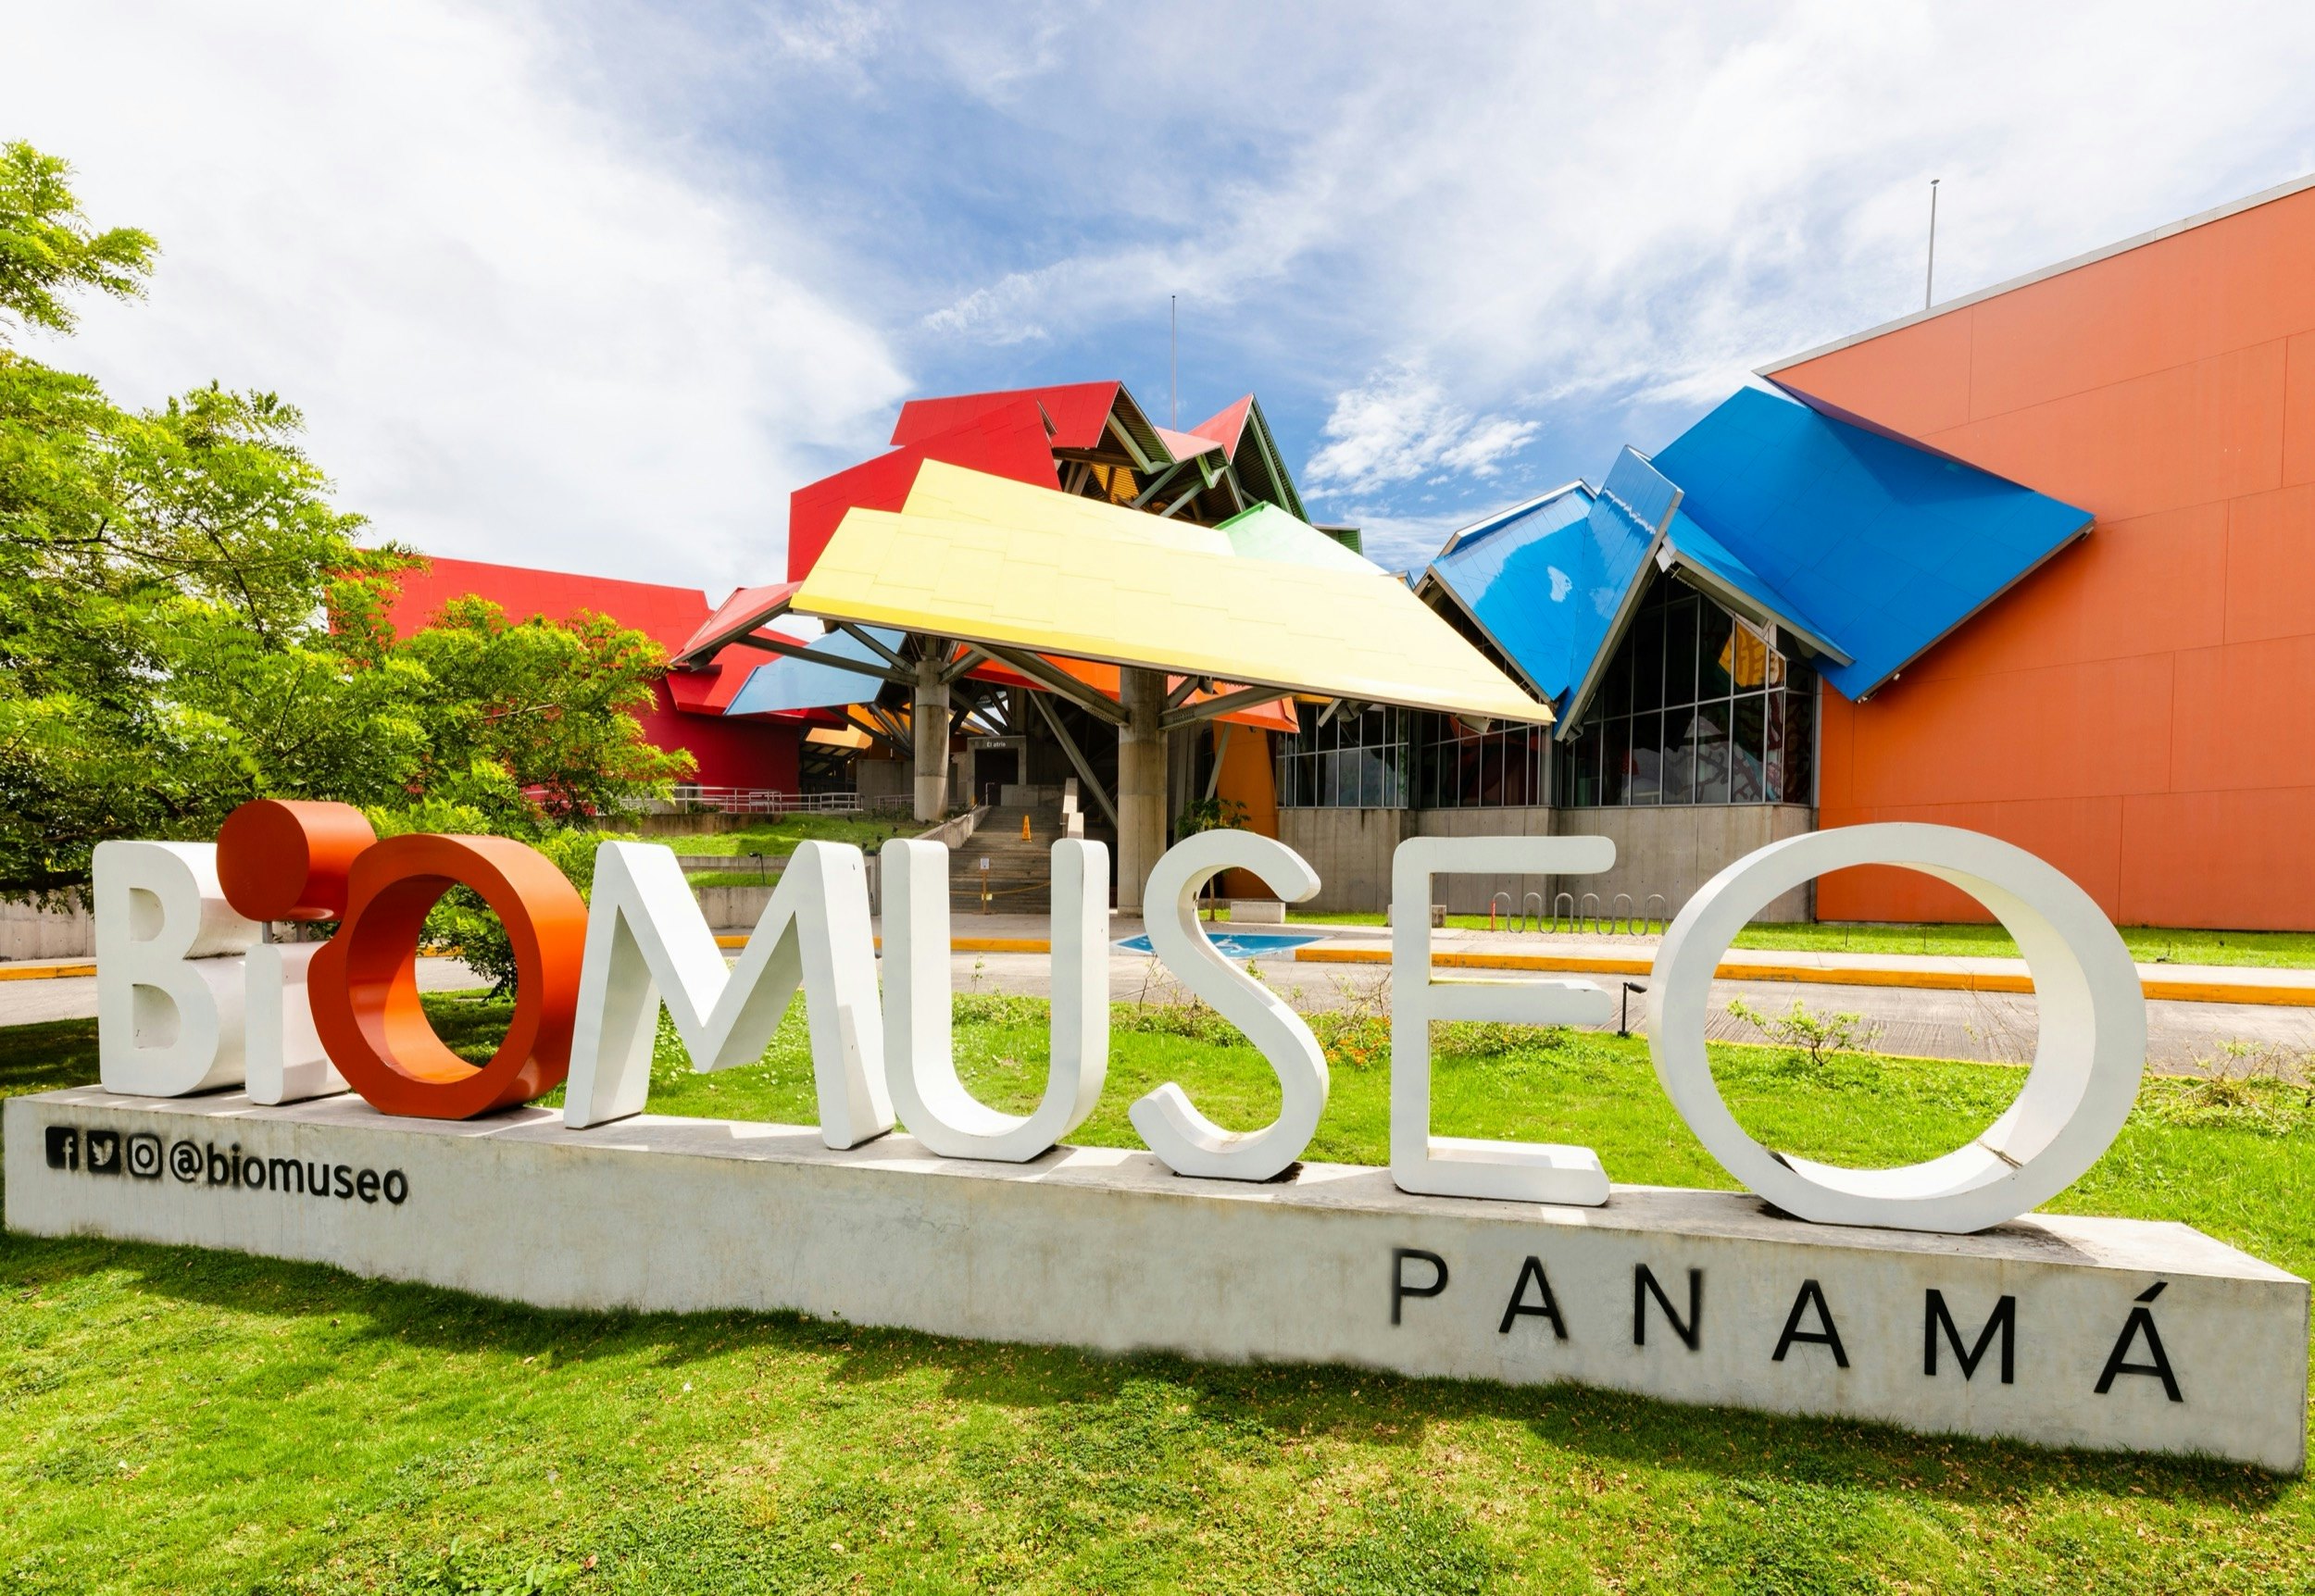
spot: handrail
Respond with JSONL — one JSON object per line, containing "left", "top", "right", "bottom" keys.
{"left": 644, "top": 788, "right": 913, "bottom": 817}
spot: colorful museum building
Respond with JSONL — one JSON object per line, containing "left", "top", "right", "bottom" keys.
{"left": 387, "top": 173, "right": 2315, "bottom": 930}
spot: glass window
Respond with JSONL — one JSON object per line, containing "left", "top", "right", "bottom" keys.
{"left": 1555, "top": 575, "right": 1821, "bottom": 809}
{"left": 1698, "top": 605, "right": 1735, "bottom": 699}
{"left": 1604, "top": 645, "right": 1632, "bottom": 717}
{"left": 1695, "top": 703, "right": 1731, "bottom": 804}
{"left": 1632, "top": 608, "right": 1664, "bottom": 712}
{"left": 1733, "top": 694, "right": 1766, "bottom": 804}
{"left": 1665, "top": 596, "right": 1697, "bottom": 711}
{"left": 1764, "top": 691, "right": 1784, "bottom": 804}
{"left": 1627, "top": 710, "right": 1663, "bottom": 804}
{"left": 1784, "top": 680, "right": 1816, "bottom": 808}
{"left": 1279, "top": 704, "right": 1547, "bottom": 811}
{"left": 1601, "top": 715, "right": 1630, "bottom": 807}
{"left": 1660, "top": 705, "right": 1696, "bottom": 805}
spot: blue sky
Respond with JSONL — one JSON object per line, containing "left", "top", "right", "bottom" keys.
{"left": 12, "top": 2, "right": 2315, "bottom": 587}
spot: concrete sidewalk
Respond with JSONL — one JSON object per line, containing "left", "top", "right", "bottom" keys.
{"left": 843, "top": 911, "right": 2315, "bottom": 1007}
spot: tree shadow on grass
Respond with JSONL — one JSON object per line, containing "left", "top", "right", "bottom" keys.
{"left": 2, "top": 1222, "right": 2286, "bottom": 1524}
{"left": 0, "top": 1016, "right": 100, "bottom": 1097}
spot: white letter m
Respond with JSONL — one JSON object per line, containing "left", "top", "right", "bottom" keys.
{"left": 563, "top": 841, "right": 892, "bottom": 1148}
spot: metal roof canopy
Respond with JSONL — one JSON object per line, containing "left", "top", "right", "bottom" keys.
{"left": 673, "top": 580, "right": 803, "bottom": 668}
{"left": 1649, "top": 386, "right": 2092, "bottom": 700}
{"left": 793, "top": 478, "right": 1553, "bottom": 725}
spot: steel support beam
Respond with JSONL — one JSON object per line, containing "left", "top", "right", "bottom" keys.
{"left": 1159, "top": 683, "right": 1288, "bottom": 731}
{"left": 1028, "top": 691, "right": 1119, "bottom": 833}
{"left": 836, "top": 623, "right": 910, "bottom": 672}
{"left": 982, "top": 646, "right": 1130, "bottom": 726}
{"left": 708, "top": 630, "right": 909, "bottom": 686}
{"left": 938, "top": 644, "right": 989, "bottom": 686}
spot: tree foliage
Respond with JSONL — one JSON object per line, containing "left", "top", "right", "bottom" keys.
{"left": 0, "top": 143, "right": 691, "bottom": 901}
{"left": 0, "top": 140, "right": 156, "bottom": 341}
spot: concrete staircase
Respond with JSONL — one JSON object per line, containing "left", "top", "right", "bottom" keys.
{"left": 948, "top": 803, "right": 1066, "bottom": 913}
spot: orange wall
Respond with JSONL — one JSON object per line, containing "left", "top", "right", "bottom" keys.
{"left": 1780, "top": 182, "right": 2315, "bottom": 929}
{"left": 1213, "top": 727, "right": 1280, "bottom": 900}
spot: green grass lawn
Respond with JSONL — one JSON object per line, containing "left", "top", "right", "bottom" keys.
{"left": 4, "top": 997, "right": 2313, "bottom": 1591}
{"left": 671, "top": 816, "right": 919, "bottom": 887}
{"left": 656, "top": 815, "right": 916, "bottom": 861}
{"left": 1282, "top": 910, "right": 2315, "bottom": 969}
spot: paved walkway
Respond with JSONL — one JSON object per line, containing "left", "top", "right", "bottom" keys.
{"left": 893, "top": 914, "right": 2315, "bottom": 1074}
{"left": 0, "top": 957, "right": 489, "bottom": 1027}
{"left": 7, "top": 917, "right": 2310, "bottom": 1075}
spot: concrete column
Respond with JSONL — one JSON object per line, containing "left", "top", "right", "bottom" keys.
{"left": 1116, "top": 667, "right": 1168, "bottom": 913}
{"left": 912, "top": 657, "right": 950, "bottom": 823}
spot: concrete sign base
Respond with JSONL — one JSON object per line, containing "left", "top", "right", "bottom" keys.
{"left": 8, "top": 1086, "right": 2307, "bottom": 1471}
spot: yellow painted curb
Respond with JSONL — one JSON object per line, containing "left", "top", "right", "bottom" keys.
{"left": 0, "top": 963, "right": 94, "bottom": 981}
{"left": 1291, "top": 945, "right": 2315, "bottom": 1007}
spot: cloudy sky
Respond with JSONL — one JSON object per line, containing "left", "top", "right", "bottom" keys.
{"left": 10, "top": 1, "right": 2315, "bottom": 589}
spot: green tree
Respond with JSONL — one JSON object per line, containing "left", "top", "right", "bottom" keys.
{"left": 0, "top": 140, "right": 156, "bottom": 341}
{"left": 389, "top": 595, "right": 693, "bottom": 829}
{"left": 0, "top": 142, "right": 690, "bottom": 901}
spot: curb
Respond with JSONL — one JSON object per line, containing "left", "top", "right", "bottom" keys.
{"left": 1290, "top": 945, "right": 2315, "bottom": 1008}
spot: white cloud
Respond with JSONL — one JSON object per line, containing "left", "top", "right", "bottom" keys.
{"left": 10, "top": 0, "right": 2313, "bottom": 596}
{"left": 920, "top": 271, "right": 1051, "bottom": 344}
{"left": 1304, "top": 367, "right": 1538, "bottom": 494}
{"left": 901, "top": 0, "right": 2315, "bottom": 492}
{"left": 2, "top": 0, "right": 908, "bottom": 593}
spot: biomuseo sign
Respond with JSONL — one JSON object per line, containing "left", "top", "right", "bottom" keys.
{"left": 6, "top": 802, "right": 2306, "bottom": 1470}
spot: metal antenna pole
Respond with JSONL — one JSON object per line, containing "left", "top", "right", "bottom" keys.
{"left": 1925, "top": 179, "right": 1940, "bottom": 310}
{"left": 1169, "top": 294, "right": 1178, "bottom": 427}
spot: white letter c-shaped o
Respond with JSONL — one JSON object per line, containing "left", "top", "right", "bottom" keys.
{"left": 1648, "top": 822, "right": 2145, "bottom": 1234}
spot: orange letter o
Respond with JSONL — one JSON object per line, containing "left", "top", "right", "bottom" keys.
{"left": 308, "top": 834, "right": 588, "bottom": 1119}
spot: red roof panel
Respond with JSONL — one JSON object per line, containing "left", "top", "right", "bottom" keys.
{"left": 890, "top": 381, "right": 1125, "bottom": 452}
{"left": 1189, "top": 395, "right": 1254, "bottom": 460}
{"left": 790, "top": 397, "right": 1058, "bottom": 581}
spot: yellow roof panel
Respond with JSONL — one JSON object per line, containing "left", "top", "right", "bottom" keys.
{"left": 795, "top": 505, "right": 1553, "bottom": 723}
{"left": 902, "top": 458, "right": 1234, "bottom": 557}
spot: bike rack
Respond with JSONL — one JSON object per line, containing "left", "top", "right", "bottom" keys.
{"left": 1488, "top": 890, "right": 1513, "bottom": 930}
{"left": 1521, "top": 892, "right": 1545, "bottom": 933}
{"left": 1550, "top": 892, "right": 1576, "bottom": 934}
{"left": 1644, "top": 893, "right": 1669, "bottom": 934}
{"left": 1579, "top": 892, "right": 1603, "bottom": 934}
{"left": 1611, "top": 892, "right": 1635, "bottom": 935}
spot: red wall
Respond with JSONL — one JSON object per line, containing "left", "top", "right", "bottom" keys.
{"left": 386, "top": 556, "right": 800, "bottom": 792}
{"left": 1776, "top": 182, "right": 2315, "bottom": 929}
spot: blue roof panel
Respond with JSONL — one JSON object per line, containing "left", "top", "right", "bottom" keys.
{"left": 1658, "top": 507, "right": 1835, "bottom": 649}
{"left": 724, "top": 627, "right": 904, "bottom": 716}
{"left": 1424, "top": 473, "right": 1657, "bottom": 710}
{"left": 1652, "top": 387, "right": 2092, "bottom": 697}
